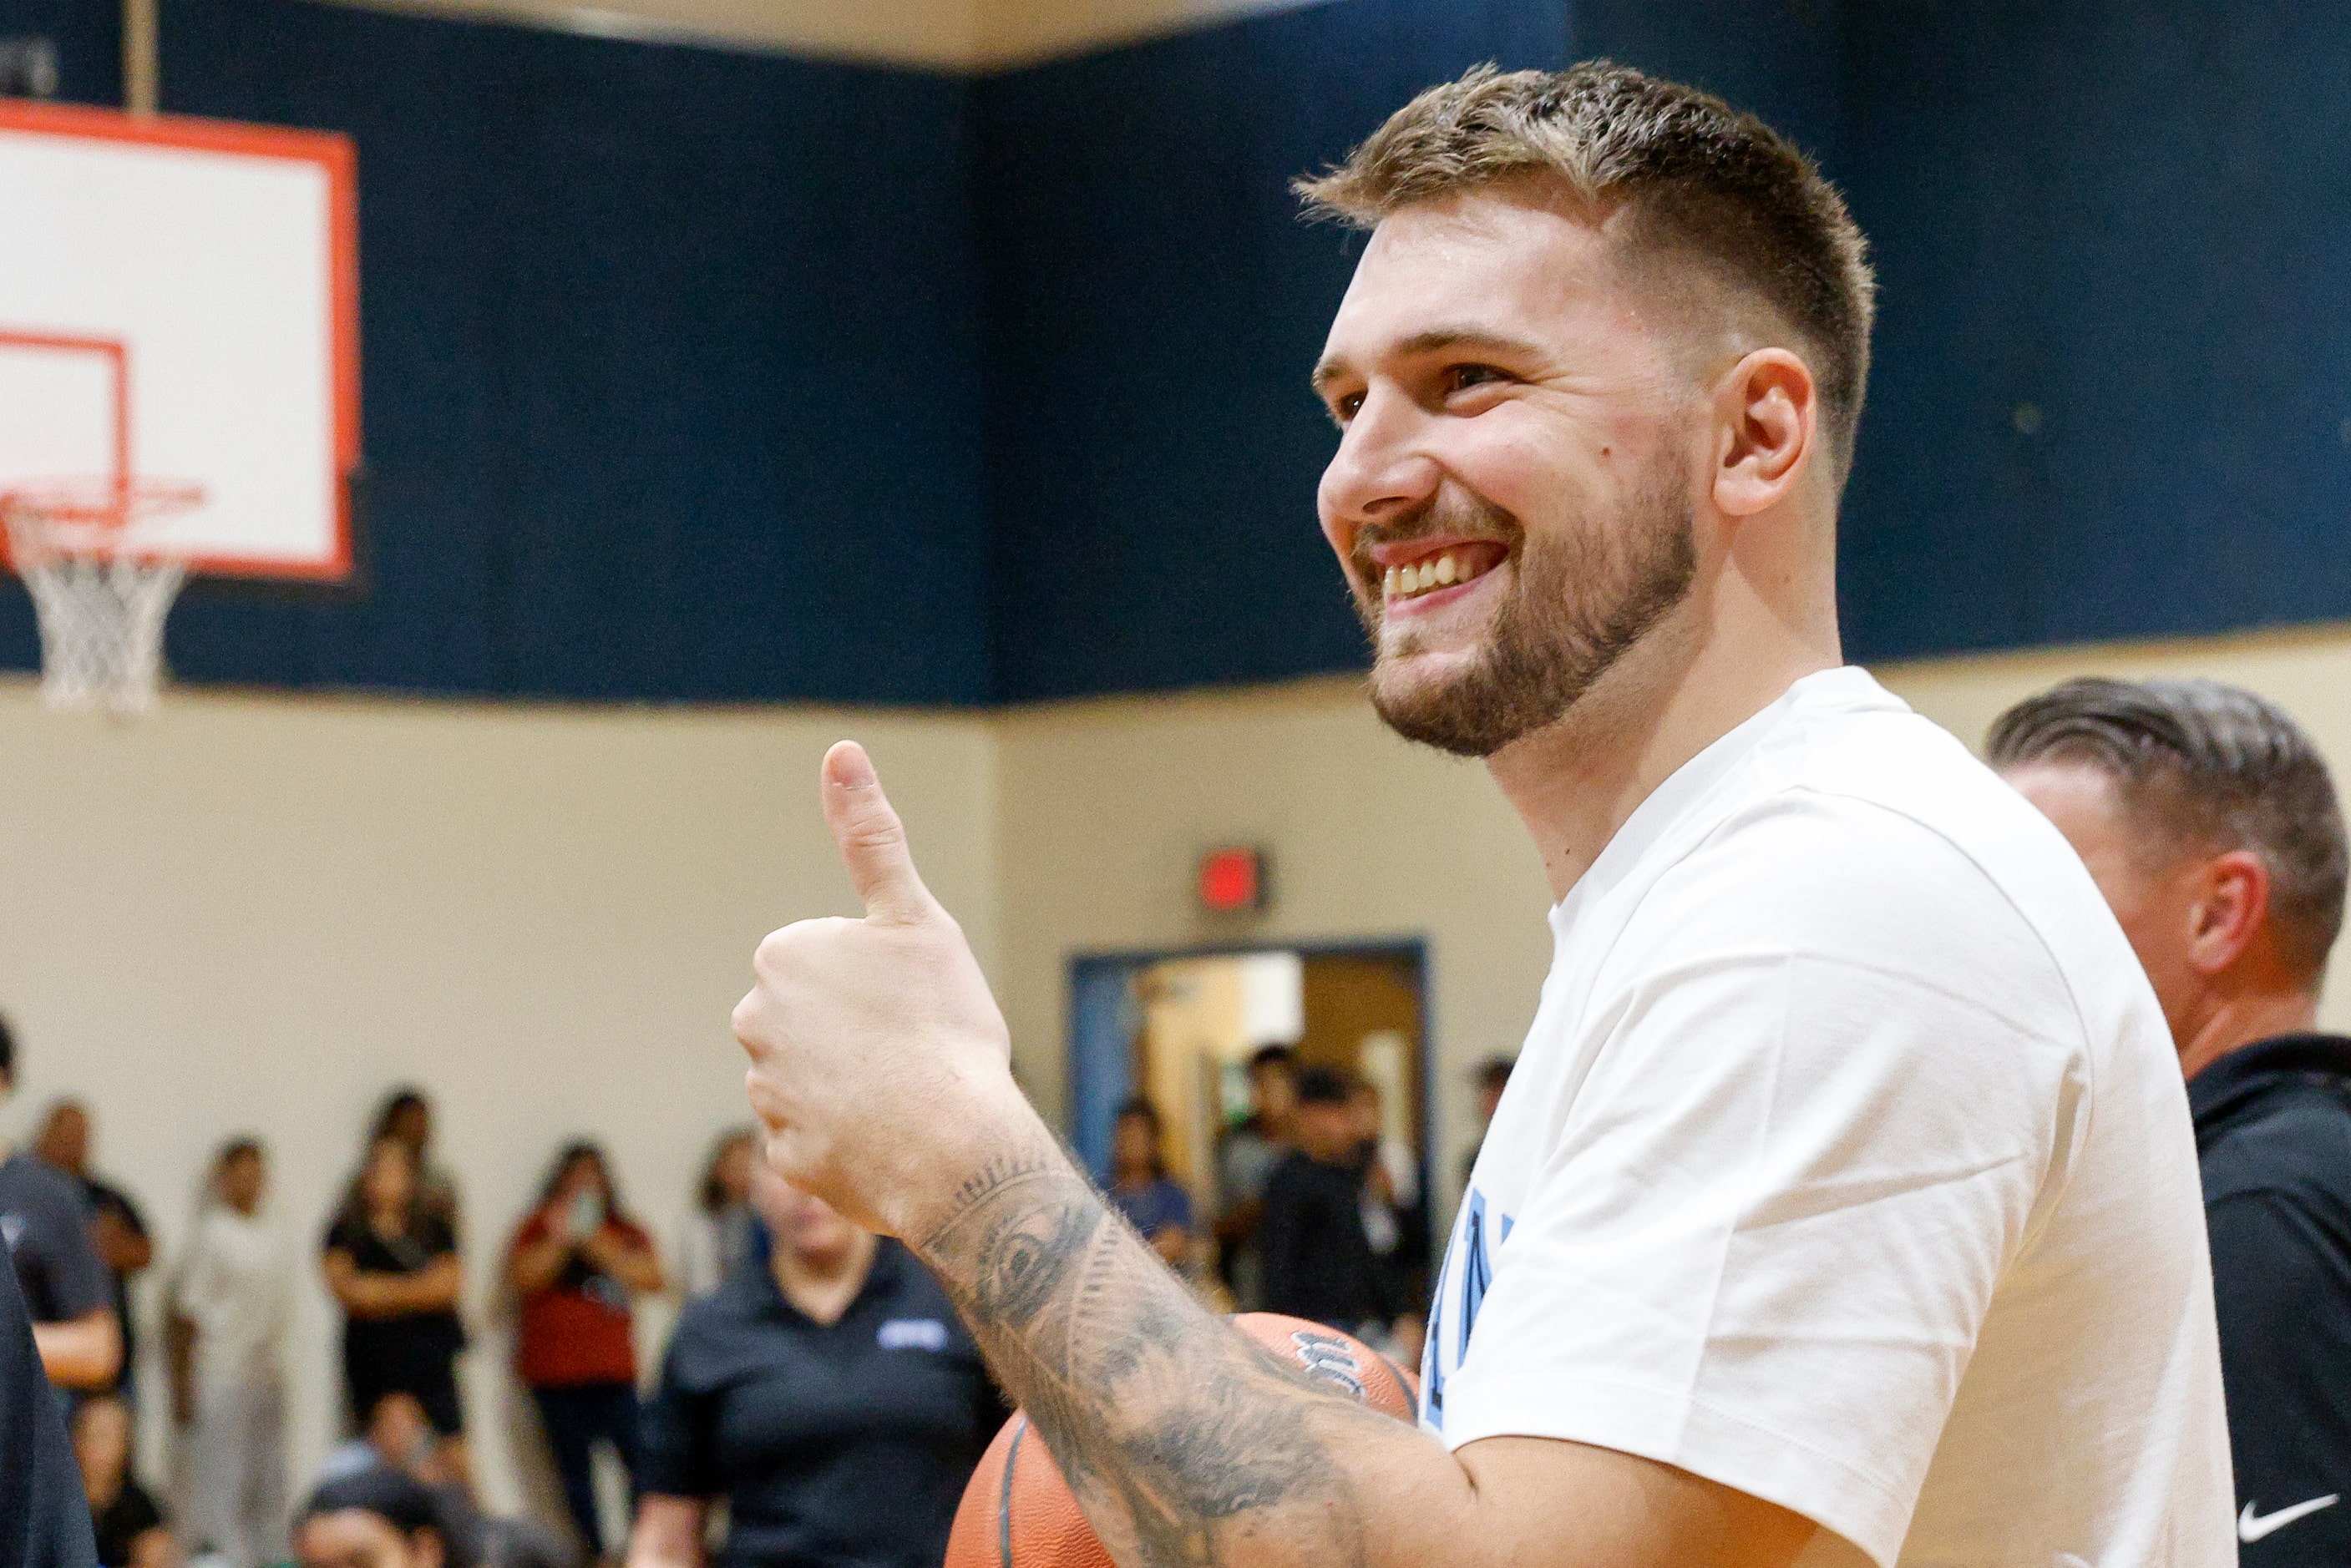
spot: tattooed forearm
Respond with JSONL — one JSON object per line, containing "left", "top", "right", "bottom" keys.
{"left": 917, "top": 1141, "right": 1410, "bottom": 1568}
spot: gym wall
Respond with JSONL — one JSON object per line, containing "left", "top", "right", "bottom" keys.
{"left": 8, "top": 622, "right": 2351, "bottom": 1501}
{"left": 0, "top": 689, "right": 999, "bottom": 1504}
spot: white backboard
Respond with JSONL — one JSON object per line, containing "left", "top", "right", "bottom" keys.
{"left": 0, "top": 102, "right": 357, "bottom": 579}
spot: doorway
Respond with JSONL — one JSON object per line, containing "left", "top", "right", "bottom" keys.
{"left": 1066, "top": 941, "right": 1431, "bottom": 1284}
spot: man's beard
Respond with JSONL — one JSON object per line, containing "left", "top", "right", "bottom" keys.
{"left": 1355, "top": 468, "right": 1696, "bottom": 759}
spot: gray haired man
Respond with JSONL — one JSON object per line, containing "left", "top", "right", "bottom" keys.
{"left": 1994, "top": 677, "right": 2351, "bottom": 1565}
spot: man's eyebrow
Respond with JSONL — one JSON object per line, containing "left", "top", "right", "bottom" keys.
{"left": 1310, "top": 327, "right": 1548, "bottom": 394}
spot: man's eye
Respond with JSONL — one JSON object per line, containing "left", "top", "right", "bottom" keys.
{"left": 1334, "top": 392, "right": 1365, "bottom": 422}
{"left": 1447, "top": 364, "right": 1508, "bottom": 393}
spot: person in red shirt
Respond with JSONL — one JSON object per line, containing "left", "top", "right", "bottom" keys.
{"left": 505, "top": 1141, "right": 664, "bottom": 1562}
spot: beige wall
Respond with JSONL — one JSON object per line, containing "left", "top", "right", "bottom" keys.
{"left": 0, "top": 685, "right": 996, "bottom": 1508}
{"left": 13, "top": 617, "right": 2351, "bottom": 1510}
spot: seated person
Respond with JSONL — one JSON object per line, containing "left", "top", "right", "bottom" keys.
{"left": 295, "top": 1469, "right": 453, "bottom": 1568}
{"left": 73, "top": 1396, "right": 170, "bottom": 1568}
{"left": 307, "top": 1411, "right": 570, "bottom": 1568}
{"left": 628, "top": 1161, "right": 1004, "bottom": 1568}
{"left": 317, "top": 1393, "right": 464, "bottom": 1490}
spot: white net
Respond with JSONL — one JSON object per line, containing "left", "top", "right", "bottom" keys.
{"left": 3, "top": 483, "right": 200, "bottom": 715}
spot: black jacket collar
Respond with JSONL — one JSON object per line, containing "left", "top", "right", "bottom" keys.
{"left": 2186, "top": 1033, "right": 2351, "bottom": 1131}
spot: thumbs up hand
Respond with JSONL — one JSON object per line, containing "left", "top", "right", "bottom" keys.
{"left": 732, "top": 741, "right": 1036, "bottom": 1237}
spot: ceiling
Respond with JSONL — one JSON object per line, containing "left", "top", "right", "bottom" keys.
{"left": 327, "top": 0, "right": 1338, "bottom": 70}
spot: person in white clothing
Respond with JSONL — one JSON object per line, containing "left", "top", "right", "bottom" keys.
{"left": 723, "top": 61, "right": 2234, "bottom": 1568}
{"left": 170, "top": 1138, "right": 290, "bottom": 1568}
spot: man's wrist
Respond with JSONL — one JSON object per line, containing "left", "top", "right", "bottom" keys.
{"left": 886, "top": 1077, "right": 1070, "bottom": 1246}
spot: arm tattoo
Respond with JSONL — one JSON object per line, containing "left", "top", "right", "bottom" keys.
{"left": 917, "top": 1144, "right": 1406, "bottom": 1568}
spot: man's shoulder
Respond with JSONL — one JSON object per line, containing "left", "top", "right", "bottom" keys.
{"left": 2203, "top": 1078, "right": 2351, "bottom": 1209}
{"left": 0, "top": 1156, "right": 91, "bottom": 1222}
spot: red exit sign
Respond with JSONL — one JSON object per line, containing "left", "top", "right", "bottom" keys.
{"left": 1198, "top": 847, "right": 1268, "bottom": 913}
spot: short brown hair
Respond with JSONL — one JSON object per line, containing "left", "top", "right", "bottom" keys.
{"left": 1298, "top": 62, "right": 1876, "bottom": 472}
{"left": 1989, "top": 677, "right": 2348, "bottom": 982}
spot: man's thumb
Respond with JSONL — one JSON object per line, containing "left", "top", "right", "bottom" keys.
{"left": 822, "top": 741, "right": 938, "bottom": 925}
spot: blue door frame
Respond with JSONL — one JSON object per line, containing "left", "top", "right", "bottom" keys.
{"left": 1064, "top": 939, "right": 1433, "bottom": 1207}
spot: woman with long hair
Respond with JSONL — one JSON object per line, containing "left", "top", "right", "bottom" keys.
{"left": 507, "top": 1140, "right": 662, "bottom": 1561}
{"left": 322, "top": 1133, "right": 468, "bottom": 1479}
{"left": 1107, "top": 1097, "right": 1195, "bottom": 1271}
{"left": 171, "top": 1136, "right": 291, "bottom": 1568}
{"left": 676, "top": 1127, "right": 757, "bottom": 1299}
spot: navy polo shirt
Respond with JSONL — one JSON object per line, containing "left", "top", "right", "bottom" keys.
{"left": 639, "top": 1237, "right": 1004, "bottom": 1568}
{"left": 2191, "top": 1033, "right": 2351, "bottom": 1563}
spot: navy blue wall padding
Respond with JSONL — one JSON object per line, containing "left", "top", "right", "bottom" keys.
{"left": 0, "top": 0, "right": 991, "bottom": 702}
{"left": 1832, "top": 3, "right": 2351, "bottom": 661}
{"left": 974, "top": 0, "right": 1571, "bottom": 701}
{"left": 0, "top": 0, "right": 2346, "bottom": 702}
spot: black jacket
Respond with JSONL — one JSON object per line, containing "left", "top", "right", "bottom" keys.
{"left": 0, "top": 1249, "right": 94, "bottom": 1568}
{"left": 1259, "top": 1150, "right": 1396, "bottom": 1333}
{"left": 2191, "top": 1033, "right": 2351, "bottom": 1563}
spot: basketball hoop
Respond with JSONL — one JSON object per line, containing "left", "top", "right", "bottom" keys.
{"left": 3, "top": 477, "right": 203, "bottom": 714}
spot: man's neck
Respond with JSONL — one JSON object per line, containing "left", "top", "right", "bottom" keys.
{"left": 1487, "top": 593, "right": 1839, "bottom": 903}
{"left": 2179, "top": 989, "right": 2323, "bottom": 1083}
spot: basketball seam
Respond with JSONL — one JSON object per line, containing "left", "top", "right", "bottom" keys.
{"left": 998, "top": 1414, "right": 1028, "bottom": 1568}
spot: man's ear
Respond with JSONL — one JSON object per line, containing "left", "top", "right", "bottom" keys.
{"left": 2186, "top": 849, "right": 2272, "bottom": 977}
{"left": 1711, "top": 346, "right": 1816, "bottom": 518}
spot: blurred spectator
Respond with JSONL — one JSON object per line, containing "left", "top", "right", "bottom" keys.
{"left": 72, "top": 1397, "right": 168, "bottom": 1568}
{"left": 312, "top": 1398, "right": 571, "bottom": 1568}
{"left": 629, "top": 1161, "right": 1003, "bottom": 1568}
{"left": 322, "top": 1136, "right": 468, "bottom": 1480}
{"left": 294, "top": 1468, "right": 454, "bottom": 1568}
{"left": 317, "top": 1392, "right": 464, "bottom": 1491}
{"left": 675, "top": 1130, "right": 757, "bottom": 1300}
{"left": 1213, "top": 1044, "right": 1296, "bottom": 1309}
{"left": 170, "top": 1138, "right": 288, "bottom": 1568}
{"left": 1107, "top": 1099, "right": 1193, "bottom": 1270}
{"left": 506, "top": 1142, "right": 661, "bottom": 1561}
{"left": 1259, "top": 1067, "right": 1404, "bottom": 1351}
{"left": 0, "top": 1020, "right": 119, "bottom": 1392}
{"left": 33, "top": 1104, "right": 149, "bottom": 1403}
{"left": 1347, "top": 1079, "right": 1426, "bottom": 1358}
{"left": 0, "top": 1235, "right": 99, "bottom": 1568}
{"left": 1461, "top": 1056, "right": 1514, "bottom": 1188}
{"left": 372, "top": 1090, "right": 463, "bottom": 1238}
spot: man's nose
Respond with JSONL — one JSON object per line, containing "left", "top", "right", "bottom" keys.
{"left": 1318, "top": 387, "right": 1442, "bottom": 541}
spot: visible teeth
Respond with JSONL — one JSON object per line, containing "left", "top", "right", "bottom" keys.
{"left": 1435, "top": 554, "right": 1457, "bottom": 586}
{"left": 1384, "top": 565, "right": 1400, "bottom": 597}
{"left": 1415, "top": 562, "right": 1434, "bottom": 591}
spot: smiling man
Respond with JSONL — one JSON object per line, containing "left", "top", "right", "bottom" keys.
{"left": 732, "top": 63, "right": 2234, "bottom": 1567}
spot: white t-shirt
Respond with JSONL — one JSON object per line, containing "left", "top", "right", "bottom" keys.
{"left": 173, "top": 1206, "right": 289, "bottom": 1394}
{"left": 1421, "top": 668, "right": 2234, "bottom": 1566}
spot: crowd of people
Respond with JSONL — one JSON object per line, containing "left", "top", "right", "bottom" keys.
{"left": 3, "top": 671, "right": 2348, "bottom": 1568}
{"left": 0, "top": 1039, "right": 1505, "bottom": 1568}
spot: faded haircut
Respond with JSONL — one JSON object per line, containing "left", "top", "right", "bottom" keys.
{"left": 1989, "top": 678, "right": 2348, "bottom": 982}
{"left": 1297, "top": 62, "right": 1876, "bottom": 474}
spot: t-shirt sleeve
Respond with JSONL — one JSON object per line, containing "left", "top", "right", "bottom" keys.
{"left": 1441, "top": 803, "right": 2080, "bottom": 1565}
{"left": 38, "top": 1188, "right": 112, "bottom": 1322}
{"left": 636, "top": 1333, "right": 721, "bottom": 1498}
{"left": 1162, "top": 1181, "right": 1194, "bottom": 1232}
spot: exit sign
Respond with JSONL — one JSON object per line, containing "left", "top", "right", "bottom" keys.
{"left": 1198, "top": 847, "right": 1267, "bottom": 913}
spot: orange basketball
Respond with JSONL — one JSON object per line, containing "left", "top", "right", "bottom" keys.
{"left": 944, "top": 1313, "right": 1419, "bottom": 1568}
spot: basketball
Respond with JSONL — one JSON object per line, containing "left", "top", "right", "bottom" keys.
{"left": 944, "top": 1314, "right": 1417, "bottom": 1568}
